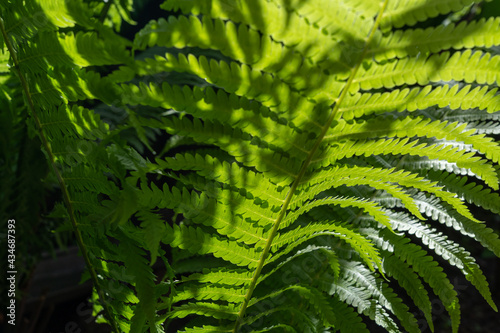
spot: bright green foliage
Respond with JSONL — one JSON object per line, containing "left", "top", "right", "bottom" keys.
{"left": 1, "top": 0, "right": 500, "bottom": 332}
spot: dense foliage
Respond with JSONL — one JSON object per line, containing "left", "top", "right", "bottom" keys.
{"left": 1, "top": 0, "right": 500, "bottom": 332}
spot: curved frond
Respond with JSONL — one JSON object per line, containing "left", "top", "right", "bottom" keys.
{"left": 7, "top": 0, "right": 499, "bottom": 332}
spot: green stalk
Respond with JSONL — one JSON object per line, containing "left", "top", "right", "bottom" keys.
{"left": 99, "top": 0, "right": 114, "bottom": 23}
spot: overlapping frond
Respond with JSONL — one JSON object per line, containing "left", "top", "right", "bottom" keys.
{"left": 3, "top": 0, "right": 499, "bottom": 332}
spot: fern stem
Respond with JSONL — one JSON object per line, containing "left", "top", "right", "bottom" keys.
{"left": 99, "top": 0, "right": 114, "bottom": 23}
{"left": 232, "top": 0, "right": 389, "bottom": 331}
{"left": 0, "top": 17, "right": 120, "bottom": 333}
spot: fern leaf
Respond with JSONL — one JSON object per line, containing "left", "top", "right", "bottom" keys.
{"left": 136, "top": 210, "right": 168, "bottom": 265}
{"left": 167, "top": 224, "right": 261, "bottom": 268}
{"left": 379, "top": 229, "right": 462, "bottom": 333}
{"left": 156, "top": 153, "right": 286, "bottom": 207}
{"left": 172, "top": 285, "right": 246, "bottom": 304}
{"left": 8, "top": 0, "right": 500, "bottom": 332}
{"left": 282, "top": 195, "right": 391, "bottom": 230}
{"left": 59, "top": 30, "right": 132, "bottom": 66}
{"left": 328, "top": 296, "right": 369, "bottom": 333}
{"left": 258, "top": 244, "right": 340, "bottom": 287}
{"left": 168, "top": 302, "right": 238, "bottom": 320}
{"left": 181, "top": 269, "right": 252, "bottom": 287}
{"left": 122, "top": 242, "right": 158, "bottom": 333}
{"left": 340, "top": 85, "right": 500, "bottom": 120}
{"left": 243, "top": 305, "right": 315, "bottom": 332}
{"left": 36, "top": 0, "right": 96, "bottom": 28}
{"left": 339, "top": 260, "right": 420, "bottom": 333}
{"left": 269, "top": 222, "right": 383, "bottom": 272}
{"left": 391, "top": 213, "right": 497, "bottom": 311}
{"left": 381, "top": 0, "right": 476, "bottom": 30}
{"left": 409, "top": 188, "right": 500, "bottom": 257}
{"left": 372, "top": 17, "right": 500, "bottom": 60}
{"left": 249, "top": 284, "right": 336, "bottom": 328}
{"left": 316, "top": 137, "right": 497, "bottom": 187}
{"left": 353, "top": 50, "right": 500, "bottom": 92}
{"left": 382, "top": 254, "right": 434, "bottom": 332}
{"left": 179, "top": 326, "right": 232, "bottom": 333}
{"left": 330, "top": 275, "right": 401, "bottom": 333}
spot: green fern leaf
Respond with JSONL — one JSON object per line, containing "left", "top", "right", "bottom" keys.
{"left": 6, "top": 0, "right": 500, "bottom": 332}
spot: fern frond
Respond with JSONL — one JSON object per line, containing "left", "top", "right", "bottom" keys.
{"left": 372, "top": 17, "right": 500, "bottom": 60}
{"left": 172, "top": 285, "right": 246, "bottom": 304}
{"left": 179, "top": 326, "right": 233, "bottom": 333}
{"left": 180, "top": 269, "right": 252, "bottom": 287}
{"left": 380, "top": 0, "right": 476, "bottom": 30}
{"left": 123, "top": 81, "right": 323, "bottom": 154}
{"left": 243, "top": 306, "right": 313, "bottom": 332}
{"left": 327, "top": 116, "right": 500, "bottom": 165}
{"left": 138, "top": 181, "right": 273, "bottom": 246}
{"left": 168, "top": 302, "right": 239, "bottom": 320}
{"left": 390, "top": 212, "right": 497, "bottom": 311}
{"left": 353, "top": 50, "right": 500, "bottom": 92}
{"left": 382, "top": 253, "right": 434, "bottom": 332}
{"left": 59, "top": 30, "right": 133, "bottom": 66}
{"left": 327, "top": 296, "right": 369, "bottom": 333}
{"left": 156, "top": 153, "right": 286, "bottom": 207}
{"left": 339, "top": 260, "right": 420, "bottom": 333}
{"left": 315, "top": 137, "right": 497, "bottom": 187}
{"left": 258, "top": 244, "right": 340, "bottom": 287}
{"left": 339, "top": 84, "right": 500, "bottom": 120}
{"left": 144, "top": 116, "right": 303, "bottom": 183}
{"left": 35, "top": 0, "right": 96, "bottom": 28}
{"left": 282, "top": 195, "right": 391, "bottom": 230}
{"left": 409, "top": 189, "right": 500, "bottom": 257}
{"left": 378, "top": 229, "right": 462, "bottom": 332}
{"left": 122, "top": 242, "right": 158, "bottom": 333}
{"left": 249, "top": 284, "right": 336, "bottom": 328}
{"left": 159, "top": 0, "right": 343, "bottom": 65}
{"left": 330, "top": 275, "right": 401, "bottom": 333}
{"left": 166, "top": 224, "right": 261, "bottom": 268}
{"left": 7, "top": 0, "right": 500, "bottom": 332}
{"left": 269, "top": 222, "right": 383, "bottom": 272}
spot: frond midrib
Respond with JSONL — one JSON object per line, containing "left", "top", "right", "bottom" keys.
{"left": 230, "top": 1, "right": 390, "bottom": 331}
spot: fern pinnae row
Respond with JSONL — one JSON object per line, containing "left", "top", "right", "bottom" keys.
{"left": 390, "top": 214, "right": 498, "bottom": 311}
{"left": 380, "top": 0, "right": 477, "bottom": 30}
{"left": 267, "top": 223, "right": 382, "bottom": 272}
{"left": 0, "top": 14, "right": 121, "bottom": 333}
{"left": 312, "top": 137, "right": 497, "bottom": 187}
{"left": 322, "top": 116, "right": 500, "bottom": 189}
{"left": 380, "top": 253, "right": 434, "bottom": 331}
{"left": 338, "top": 84, "right": 500, "bottom": 120}
{"left": 150, "top": 172, "right": 274, "bottom": 244}
{"left": 180, "top": 269, "right": 253, "bottom": 287}
{"left": 247, "top": 284, "right": 336, "bottom": 327}
{"left": 338, "top": 259, "right": 421, "bottom": 333}
{"left": 353, "top": 49, "right": 500, "bottom": 92}
{"left": 242, "top": 309, "right": 314, "bottom": 332}
{"left": 256, "top": 243, "right": 339, "bottom": 285}
{"left": 330, "top": 275, "right": 401, "bottom": 332}
{"left": 376, "top": 228, "right": 462, "bottom": 332}
{"left": 371, "top": 17, "right": 500, "bottom": 60}
{"left": 231, "top": 1, "right": 390, "bottom": 330}
{"left": 281, "top": 196, "right": 392, "bottom": 231}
